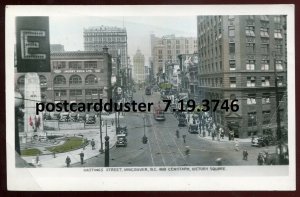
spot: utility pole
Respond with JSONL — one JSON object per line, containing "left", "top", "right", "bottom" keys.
{"left": 104, "top": 120, "right": 110, "bottom": 167}
{"left": 98, "top": 92, "right": 104, "bottom": 154}
{"left": 99, "top": 111, "right": 103, "bottom": 154}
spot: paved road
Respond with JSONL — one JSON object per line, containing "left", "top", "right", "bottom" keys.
{"left": 72, "top": 90, "right": 276, "bottom": 167}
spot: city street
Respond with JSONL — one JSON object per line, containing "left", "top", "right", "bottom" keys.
{"left": 72, "top": 89, "right": 276, "bottom": 167}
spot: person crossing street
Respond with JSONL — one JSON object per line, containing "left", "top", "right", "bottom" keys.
{"left": 79, "top": 151, "right": 85, "bottom": 165}
{"left": 176, "top": 130, "right": 180, "bottom": 138}
{"left": 65, "top": 156, "right": 71, "bottom": 167}
{"left": 182, "top": 134, "right": 186, "bottom": 143}
{"left": 91, "top": 139, "right": 95, "bottom": 150}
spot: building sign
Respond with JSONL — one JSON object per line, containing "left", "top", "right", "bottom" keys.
{"left": 16, "top": 17, "right": 50, "bottom": 72}
{"left": 53, "top": 69, "right": 101, "bottom": 74}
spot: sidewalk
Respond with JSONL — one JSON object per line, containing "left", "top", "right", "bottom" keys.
{"left": 21, "top": 125, "right": 117, "bottom": 168}
{"left": 196, "top": 128, "right": 252, "bottom": 143}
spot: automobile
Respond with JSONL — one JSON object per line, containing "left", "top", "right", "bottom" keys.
{"left": 116, "top": 134, "right": 127, "bottom": 147}
{"left": 51, "top": 112, "right": 60, "bottom": 120}
{"left": 44, "top": 112, "right": 51, "bottom": 120}
{"left": 188, "top": 124, "right": 199, "bottom": 134}
{"left": 85, "top": 116, "right": 96, "bottom": 124}
{"left": 78, "top": 113, "right": 86, "bottom": 122}
{"left": 117, "top": 126, "right": 128, "bottom": 136}
{"left": 252, "top": 135, "right": 277, "bottom": 147}
{"left": 69, "top": 113, "right": 78, "bottom": 122}
{"left": 178, "top": 116, "right": 187, "bottom": 127}
{"left": 251, "top": 136, "right": 267, "bottom": 147}
{"left": 59, "top": 112, "right": 70, "bottom": 122}
{"left": 145, "top": 87, "right": 151, "bottom": 95}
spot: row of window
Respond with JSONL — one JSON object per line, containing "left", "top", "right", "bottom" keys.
{"left": 54, "top": 89, "right": 104, "bottom": 97}
{"left": 245, "top": 26, "right": 283, "bottom": 39}
{"left": 199, "top": 59, "right": 284, "bottom": 73}
{"left": 198, "top": 15, "right": 283, "bottom": 37}
{"left": 198, "top": 76, "right": 284, "bottom": 88}
{"left": 53, "top": 61, "right": 98, "bottom": 70}
{"left": 53, "top": 74, "right": 99, "bottom": 85}
{"left": 84, "top": 36, "right": 126, "bottom": 42}
{"left": 247, "top": 108, "right": 285, "bottom": 128}
{"left": 229, "top": 76, "right": 284, "bottom": 88}
{"left": 162, "top": 39, "right": 197, "bottom": 45}
{"left": 230, "top": 60, "right": 284, "bottom": 71}
{"left": 17, "top": 75, "right": 47, "bottom": 86}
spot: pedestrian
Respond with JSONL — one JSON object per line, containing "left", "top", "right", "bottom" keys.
{"left": 91, "top": 139, "right": 95, "bottom": 150}
{"left": 264, "top": 150, "right": 271, "bottom": 165}
{"left": 35, "top": 154, "right": 40, "bottom": 165}
{"left": 65, "top": 156, "right": 71, "bottom": 167}
{"left": 176, "top": 130, "right": 180, "bottom": 138}
{"left": 111, "top": 120, "right": 114, "bottom": 126}
{"left": 234, "top": 141, "right": 239, "bottom": 151}
{"left": 182, "top": 134, "right": 186, "bottom": 143}
{"left": 257, "top": 152, "right": 265, "bottom": 165}
{"left": 217, "top": 130, "right": 220, "bottom": 141}
{"left": 212, "top": 131, "right": 215, "bottom": 140}
{"left": 220, "top": 128, "right": 225, "bottom": 139}
{"left": 216, "top": 158, "right": 222, "bottom": 166}
{"left": 243, "top": 150, "right": 248, "bottom": 160}
{"left": 185, "top": 146, "right": 190, "bottom": 156}
{"left": 79, "top": 151, "right": 84, "bottom": 165}
{"left": 231, "top": 131, "right": 235, "bottom": 141}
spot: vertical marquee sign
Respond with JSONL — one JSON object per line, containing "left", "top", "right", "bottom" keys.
{"left": 16, "top": 16, "right": 50, "bottom": 72}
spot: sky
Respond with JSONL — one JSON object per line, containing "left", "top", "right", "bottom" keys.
{"left": 49, "top": 16, "right": 197, "bottom": 65}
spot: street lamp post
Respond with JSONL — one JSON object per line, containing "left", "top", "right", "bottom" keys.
{"left": 142, "top": 116, "right": 148, "bottom": 144}
{"left": 99, "top": 111, "right": 104, "bottom": 154}
{"left": 250, "top": 114, "right": 254, "bottom": 139}
{"left": 104, "top": 120, "right": 110, "bottom": 167}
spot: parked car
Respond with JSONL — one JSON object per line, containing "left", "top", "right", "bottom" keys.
{"left": 116, "top": 134, "right": 127, "bottom": 147}
{"left": 251, "top": 135, "right": 277, "bottom": 147}
{"left": 85, "top": 116, "right": 96, "bottom": 124}
{"left": 59, "top": 112, "right": 70, "bottom": 122}
{"left": 69, "top": 113, "right": 78, "bottom": 122}
{"left": 78, "top": 113, "right": 86, "bottom": 122}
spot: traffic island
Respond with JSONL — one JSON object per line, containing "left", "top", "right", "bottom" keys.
{"left": 46, "top": 137, "right": 88, "bottom": 153}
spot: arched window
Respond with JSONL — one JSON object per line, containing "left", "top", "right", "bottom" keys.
{"left": 69, "top": 75, "right": 82, "bottom": 85}
{"left": 39, "top": 75, "right": 47, "bottom": 86}
{"left": 53, "top": 75, "right": 66, "bottom": 85}
{"left": 85, "top": 74, "right": 98, "bottom": 85}
{"left": 17, "top": 76, "right": 25, "bottom": 86}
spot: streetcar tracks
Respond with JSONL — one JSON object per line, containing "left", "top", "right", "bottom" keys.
{"left": 148, "top": 113, "right": 167, "bottom": 166}
{"left": 153, "top": 118, "right": 178, "bottom": 166}
{"left": 163, "top": 113, "right": 189, "bottom": 165}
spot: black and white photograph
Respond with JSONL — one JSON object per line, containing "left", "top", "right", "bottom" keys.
{"left": 6, "top": 5, "right": 295, "bottom": 191}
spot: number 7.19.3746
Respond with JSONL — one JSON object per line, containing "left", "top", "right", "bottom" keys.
{"left": 162, "top": 99, "right": 239, "bottom": 112}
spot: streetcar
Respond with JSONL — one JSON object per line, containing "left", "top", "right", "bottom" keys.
{"left": 153, "top": 104, "right": 165, "bottom": 121}
{"left": 145, "top": 86, "right": 151, "bottom": 95}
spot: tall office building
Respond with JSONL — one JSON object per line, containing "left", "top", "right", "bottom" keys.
{"left": 150, "top": 34, "right": 197, "bottom": 75}
{"left": 197, "top": 15, "right": 287, "bottom": 138}
{"left": 133, "top": 49, "right": 145, "bottom": 83}
{"left": 83, "top": 26, "right": 128, "bottom": 68}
